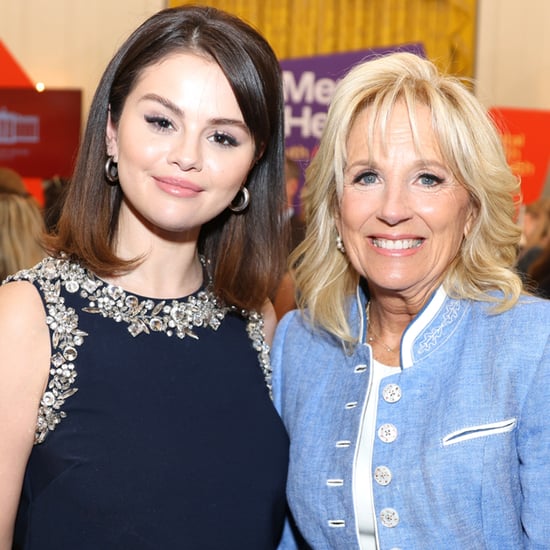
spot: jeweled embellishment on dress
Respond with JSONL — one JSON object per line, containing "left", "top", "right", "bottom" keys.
{"left": 82, "top": 277, "right": 228, "bottom": 339}
{"left": 246, "top": 310, "right": 273, "bottom": 398}
{"left": 5, "top": 258, "right": 89, "bottom": 443}
{"left": 4, "top": 256, "right": 272, "bottom": 443}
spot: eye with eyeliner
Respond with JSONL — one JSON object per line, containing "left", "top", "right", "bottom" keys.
{"left": 144, "top": 114, "right": 175, "bottom": 132}
{"left": 209, "top": 131, "right": 239, "bottom": 147}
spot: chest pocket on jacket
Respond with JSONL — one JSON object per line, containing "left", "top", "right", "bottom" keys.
{"left": 442, "top": 418, "right": 517, "bottom": 446}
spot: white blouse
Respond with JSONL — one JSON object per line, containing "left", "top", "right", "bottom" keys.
{"left": 353, "top": 358, "right": 396, "bottom": 550}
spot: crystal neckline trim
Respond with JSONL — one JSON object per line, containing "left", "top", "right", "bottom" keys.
{"left": 35, "top": 255, "right": 230, "bottom": 339}
{"left": 82, "top": 271, "right": 229, "bottom": 340}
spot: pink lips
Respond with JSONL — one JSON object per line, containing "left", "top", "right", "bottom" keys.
{"left": 153, "top": 176, "right": 203, "bottom": 198}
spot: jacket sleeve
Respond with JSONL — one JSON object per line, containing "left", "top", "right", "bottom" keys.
{"left": 519, "top": 331, "right": 550, "bottom": 547}
{"left": 276, "top": 517, "right": 300, "bottom": 550}
{"left": 271, "top": 311, "right": 294, "bottom": 418}
{"left": 272, "top": 312, "right": 311, "bottom": 550}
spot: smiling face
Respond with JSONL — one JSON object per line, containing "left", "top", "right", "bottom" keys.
{"left": 336, "top": 100, "right": 474, "bottom": 303}
{"left": 106, "top": 52, "right": 256, "bottom": 241}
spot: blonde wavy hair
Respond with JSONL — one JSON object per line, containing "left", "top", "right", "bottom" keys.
{"left": 0, "top": 168, "right": 46, "bottom": 281}
{"left": 291, "top": 52, "right": 523, "bottom": 343}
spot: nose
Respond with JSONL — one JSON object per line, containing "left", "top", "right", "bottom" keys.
{"left": 168, "top": 132, "right": 203, "bottom": 171}
{"left": 377, "top": 182, "right": 412, "bottom": 226}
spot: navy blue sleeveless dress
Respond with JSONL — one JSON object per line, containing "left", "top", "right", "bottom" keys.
{"left": 10, "top": 257, "right": 289, "bottom": 550}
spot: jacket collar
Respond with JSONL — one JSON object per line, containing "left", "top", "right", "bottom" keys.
{"left": 350, "top": 282, "right": 451, "bottom": 369}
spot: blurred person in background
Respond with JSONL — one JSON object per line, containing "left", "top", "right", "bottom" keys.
{"left": 284, "top": 156, "right": 306, "bottom": 251}
{"left": 526, "top": 233, "right": 550, "bottom": 298}
{"left": 274, "top": 156, "right": 306, "bottom": 319}
{"left": 0, "top": 167, "right": 45, "bottom": 281}
{"left": 41, "top": 175, "right": 69, "bottom": 234}
{"left": 515, "top": 197, "right": 550, "bottom": 283}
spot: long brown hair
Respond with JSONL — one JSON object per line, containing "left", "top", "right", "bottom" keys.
{"left": 46, "top": 5, "right": 286, "bottom": 310}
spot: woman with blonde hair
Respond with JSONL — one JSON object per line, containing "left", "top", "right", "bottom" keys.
{"left": 273, "top": 52, "right": 550, "bottom": 549}
{"left": 0, "top": 167, "right": 45, "bottom": 280}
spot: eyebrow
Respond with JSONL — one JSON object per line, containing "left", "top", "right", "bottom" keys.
{"left": 344, "top": 158, "right": 375, "bottom": 174}
{"left": 140, "top": 93, "right": 248, "bottom": 129}
{"left": 345, "top": 157, "right": 448, "bottom": 172}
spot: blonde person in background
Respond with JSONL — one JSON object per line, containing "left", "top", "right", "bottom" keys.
{"left": 0, "top": 167, "right": 45, "bottom": 281}
{"left": 272, "top": 52, "right": 550, "bottom": 549}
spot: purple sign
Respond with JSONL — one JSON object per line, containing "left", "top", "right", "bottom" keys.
{"left": 281, "top": 43, "right": 425, "bottom": 170}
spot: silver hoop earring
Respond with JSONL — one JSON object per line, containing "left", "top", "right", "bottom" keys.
{"left": 104, "top": 156, "right": 119, "bottom": 184}
{"left": 229, "top": 187, "right": 250, "bottom": 213}
{"left": 336, "top": 234, "right": 346, "bottom": 253}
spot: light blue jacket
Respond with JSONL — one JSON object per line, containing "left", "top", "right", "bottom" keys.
{"left": 272, "top": 285, "right": 550, "bottom": 549}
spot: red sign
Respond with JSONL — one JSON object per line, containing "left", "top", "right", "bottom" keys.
{"left": 0, "top": 39, "right": 33, "bottom": 88}
{"left": 489, "top": 107, "right": 550, "bottom": 204}
{"left": 0, "top": 88, "right": 81, "bottom": 179}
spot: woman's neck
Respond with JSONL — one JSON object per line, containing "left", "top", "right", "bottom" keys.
{"left": 110, "top": 210, "right": 204, "bottom": 298}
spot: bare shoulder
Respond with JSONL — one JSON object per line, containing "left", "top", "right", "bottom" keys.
{"left": 0, "top": 280, "right": 48, "bottom": 339}
{"left": 0, "top": 279, "right": 50, "bottom": 388}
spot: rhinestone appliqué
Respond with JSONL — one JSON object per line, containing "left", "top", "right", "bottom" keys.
{"left": 82, "top": 277, "right": 228, "bottom": 340}
{"left": 245, "top": 310, "right": 273, "bottom": 398}
{"left": 5, "top": 256, "right": 272, "bottom": 444}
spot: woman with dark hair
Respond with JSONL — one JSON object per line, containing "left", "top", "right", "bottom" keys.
{"left": 0, "top": 6, "right": 288, "bottom": 549}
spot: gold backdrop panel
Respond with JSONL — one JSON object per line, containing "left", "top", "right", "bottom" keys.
{"left": 168, "top": 0, "right": 477, "bottom": 77}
